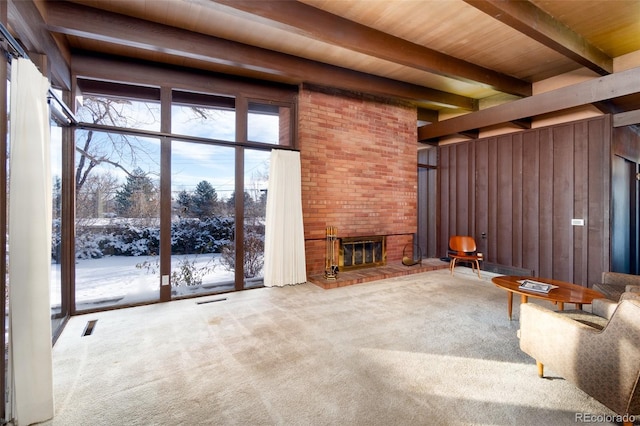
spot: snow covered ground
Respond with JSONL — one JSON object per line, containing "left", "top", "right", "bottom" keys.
{"left": 51, "top": 254, "right": 260, "bottom": 311}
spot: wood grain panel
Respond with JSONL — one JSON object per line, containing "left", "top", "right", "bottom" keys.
{"left": 439, "top": 146, "right": 450, "bottom": 256}
{"left": 455, "top": 142, "right": 470, "bottom": 235}
{"left": 511, "top": 133, "right": 524, "bottom": 267}
{"left": 427, "top": 159, "right": 438, "bottom": 258}
{"left": 496, "top": 135, "right": 513, "bottom": 266}
{"left": 587, "top": 117, "right": 610, "bottom": 280}
{"left": 538, "top": 128, "right": 554, "bottom": 278}
{"left": 487, "top": 138, "right": 498, "bottom": 262}
{"left": 427, "top": 173, "right": 438, "bottom": 258}
{"left": 449, "top": 145, "right": 458, "bottom": 236}
{"left": 573, "top": 121, "right": 589, "bottom": 285}
{"left": 302, "top": 0, "right": 573, "bottom": 82}
{"left": 522, "top": 131, "right": 540, "bottom": 276}
{"left": 418, "top": 148, "right": 438, "bottom": 258}
{"left": 552, "top": 124, "right": 574, "bottom": 281}
{"left": 418, "top": 164, "right": 428, "bottom": 256}
{"left": 438, "top": 115, "right": 611, "bottom": 285}
{"left": 475, "top": 139, "right": 489, "bottom": 256}
{"left": 531, "top": 0, "right": 640, "bottom": 57}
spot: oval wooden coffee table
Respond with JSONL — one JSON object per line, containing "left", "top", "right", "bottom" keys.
{"left": 491, "top": 275, "right": 605, "bottom": 320}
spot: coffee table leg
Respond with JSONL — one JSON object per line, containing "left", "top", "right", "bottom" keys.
{"left": 509, "top": 295, "right": 528, "bottom": 321}
{"left": 558, "top": 302, "right": 564, "bottom": 311}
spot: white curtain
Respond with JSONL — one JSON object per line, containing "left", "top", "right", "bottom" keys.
{"left": 8, "top": 58, "right": 54, "bottom": 425}
{"left": 264, "top": 150, "right": 307, "bottom": 287}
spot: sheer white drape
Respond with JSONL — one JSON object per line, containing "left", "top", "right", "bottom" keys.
{"left": 264, "top": 150, "right": 307, "bottom": 287}
{"left": 8, "top": 58, "right": 54, "bottom": 424}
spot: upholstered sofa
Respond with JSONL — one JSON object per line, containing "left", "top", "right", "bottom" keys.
{"left": 519, "top": 294, "right": 640, "bottom": 424}
{"left": 593, "top": 271, "right": 640, "bottom": 301}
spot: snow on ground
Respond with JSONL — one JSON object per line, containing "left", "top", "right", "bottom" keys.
{"left": 51, "top": 254, "right": 249, "bottom": 311}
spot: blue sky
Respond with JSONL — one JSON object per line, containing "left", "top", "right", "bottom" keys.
{"left": 64, "top": 97, "right": 277, "bottom": 203}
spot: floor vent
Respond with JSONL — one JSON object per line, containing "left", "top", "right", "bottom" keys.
{"left": 196, "top": 298, "right": 227, "bottom": 305}
{"left": 82, "top": 320, "right": 98, "bottom": 336}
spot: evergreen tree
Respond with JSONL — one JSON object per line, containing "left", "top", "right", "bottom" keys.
{"left": 192, "top": 180, "right": 218, "bottom": 217}
{"left": 226, "top": 191, "right": 253, "bottom": 212}
{"left": 114, "top": 167, "right": 158, "bottom": 218}
{"left": 176, "top": 189, "right": 193, "bottom": 217}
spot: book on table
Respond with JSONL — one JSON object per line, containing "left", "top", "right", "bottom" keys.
{"left": 517, "top": 279, "right": 559, "bottom": 294}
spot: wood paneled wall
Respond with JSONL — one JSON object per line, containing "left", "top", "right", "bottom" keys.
{"left": 418, "top": 148, "right": 438, "bottom": 258}
{"left": 438, "top": 115, "right": 611, "bottom": 286}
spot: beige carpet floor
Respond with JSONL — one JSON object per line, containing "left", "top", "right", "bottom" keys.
{"left": 41, "top": 268, "right": 617, "bottom": 425}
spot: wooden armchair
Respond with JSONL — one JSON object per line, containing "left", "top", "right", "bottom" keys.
{"left": 448, "top": 235, "right": 483, "bottom": 279}
{"left": 519, "top": 297, "right": 640, "bottom": 424}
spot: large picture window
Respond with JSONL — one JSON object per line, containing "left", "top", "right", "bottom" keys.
{"left": 65, "top": 74, "right": 295, "bottom": 313}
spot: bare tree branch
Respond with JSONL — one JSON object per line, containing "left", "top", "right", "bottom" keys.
{"left": 76, "top": 145, "right": 138, "bottom": 179}
{"left": 75, "top": 96, "right": 160, "bottom": 195}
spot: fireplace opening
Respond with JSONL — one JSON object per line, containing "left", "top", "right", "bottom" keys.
{"left": 339, "top": 236, "right": 386, "bottom": 271}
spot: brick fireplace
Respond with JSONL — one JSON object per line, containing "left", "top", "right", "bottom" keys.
{"left": 298, "top": 85, "right": 419, "bottom": 281}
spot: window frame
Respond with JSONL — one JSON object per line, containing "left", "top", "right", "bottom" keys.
{"left": 62, "top": 61, "right": 297, "bottom": 314}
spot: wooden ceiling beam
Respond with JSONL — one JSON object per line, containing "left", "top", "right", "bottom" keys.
{"left": 418, "top": 66, "right": 640, "bottom": 141}
{"left": 510, "top": 118, "right": 532, "bottom": 130}
{"left": 8, "top": 0, "right": 71, "bottom": 89}
{"left": 614, "top": 110, "right": 640, "bottom": 128}
{"left": 458, "top": 129, "right": 479, "bottom": 139}
{"left": 465, "top": 0, "right": 612, "bottom": 75}
{"left": 44, "top": 1, "right": 474, "bottom": 110}
{"left": 417, "top": 108, "right": 438, "bottom": 124}
{"left": 211, "top": 0, "right": 531, "bottom": 97}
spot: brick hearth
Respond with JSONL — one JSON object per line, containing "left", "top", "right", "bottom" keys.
{"left": 308, "top": 258, "right": 449, "bottom": 289}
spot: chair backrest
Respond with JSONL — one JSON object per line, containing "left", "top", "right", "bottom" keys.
{"left": 449, "top": 236, "right": 477, "bottom": 253}
{"left": 602, "top": 271, "right": 640, "bottom": 287}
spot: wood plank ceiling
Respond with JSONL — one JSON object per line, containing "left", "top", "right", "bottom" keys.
{"left": 8, "top": 0, "right": 640, "bottom": 141}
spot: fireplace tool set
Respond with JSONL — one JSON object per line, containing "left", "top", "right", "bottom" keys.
{"left": 324, "top": 226, "right": 339, "bottom": 280}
